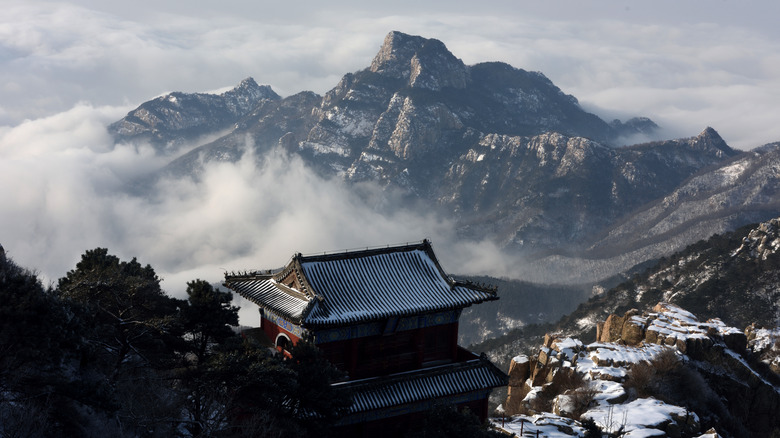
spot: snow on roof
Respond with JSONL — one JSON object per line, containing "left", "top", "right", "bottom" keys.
{"left": 225, "top": 240, "right": 498, "bottom": 327}
{"left": 226, "top": 277, "right": 311, "bottom": 320}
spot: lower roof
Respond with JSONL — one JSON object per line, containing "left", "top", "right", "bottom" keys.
{"left": 333, "top": 354, "right": 508, "bottom": 417}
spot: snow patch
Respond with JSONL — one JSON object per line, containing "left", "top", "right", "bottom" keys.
{"left": 512, "top": 354, "right": 529, "bottom": 364}
{"left": 299, "top": 141, "right": 350, "bottom": 157}
{"left": 583, "top": 398, "right": 697, "bottom": 437}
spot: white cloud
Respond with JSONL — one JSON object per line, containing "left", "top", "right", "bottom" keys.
{"left": 0, "top": 103, "right": 512, "bottom": 308}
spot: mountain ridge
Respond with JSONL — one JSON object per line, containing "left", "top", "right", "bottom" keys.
{"left": 109, "top": 77, "right": 280, "bottom": 153}
{"left": 108, "top": 31, "right": 780, "bottom": 285}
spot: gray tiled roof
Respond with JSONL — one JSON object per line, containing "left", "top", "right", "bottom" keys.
{"left": 227, "top": 277, "right": 310, "bottom": 320}
{"left": 224, "top": 240, "right": 498, "bottom": 327}
{"left": 334, "top": 355, "right": 508, "bottom": 415}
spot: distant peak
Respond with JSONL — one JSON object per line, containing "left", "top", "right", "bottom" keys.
{"left": 370, "top": 31, "right": 466, "bottom": 90}
{"left": 225, "top": 77, "right": 279, "bottom": 101}
{"left": 385, "top": 30, "right": 424, "bottom": 45}
{"left": 237, "top": 77, "right": 259, "bottom": 88}
{"left": 690, "top": 126, "right": 733, "bottom": 156}
{"left": 696, "top": 126, "right": 724, "bottom": 144}
{"left": 699, "top": 126, "right": 719, "bottom": 138}
{"left": 370, "top": 31, "right": 428, "bottom": 76}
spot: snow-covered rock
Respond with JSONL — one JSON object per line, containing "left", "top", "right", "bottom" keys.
{"left": 497, "top": 302, "right": 780, "bottom": 437}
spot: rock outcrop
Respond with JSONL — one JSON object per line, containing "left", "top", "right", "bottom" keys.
{"left": 595, "top": 303, "right": 747, "bottom": 356}
{"left": 500, "top": 303, "right": 780, "bottom": 437}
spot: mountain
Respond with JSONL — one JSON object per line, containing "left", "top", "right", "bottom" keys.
{"left": 108, "top": 31, "right": 780, "bottom": 288}
{"left": 509, "top": 134, "right": 780, "bottom": 284}
{"left": 155, "top": 31, "right": 656, "bottom": 176}
{"left": 436, "top": 126, "right": 737, "bottom": 253}
{"left": 593, "top": 141, "right": 780, "bottom": 250}
{"left": 109, "top": 77, "right": 280, "bottom": 154}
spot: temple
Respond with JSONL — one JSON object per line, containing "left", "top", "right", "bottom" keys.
{"left": 224, "top": 240, "right": 507, "bottom": 435}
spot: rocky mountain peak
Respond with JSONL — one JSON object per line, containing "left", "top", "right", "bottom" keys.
{"left": 222, "top": 77, "right": 280, "bottom": 104}
{"left": 370, "top": 31, "right": 427, "bottom": 77}
{"left": 370, "top": 31, "right": 467, "bottom": 90}
{"left": 609, "top": 116, "right": 660, "bottom": 141}
{"left": 114, "top": 31, "right": 769, "bottom": 288}
{"left": 236, "top": 76, "right": 259, "bottom": 89}
{"left": 690, "top": 126, "right": 732, "bottom": 156}
{"left": 109, "top": 77, "right": 279, "bottom": 152}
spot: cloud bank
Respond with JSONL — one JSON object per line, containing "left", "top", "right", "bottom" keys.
{"left": 0, "top": 103, "right": 512, "bottom": 305}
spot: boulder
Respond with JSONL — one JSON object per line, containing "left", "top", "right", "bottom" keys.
{"left": 621, "top": 316, "right": 646, "bottom": 346}
{"left": 600, "top": 313, "right": 626, "bottom": 343}
{"left": 505, "top": 355, "right": 534, "bottom": 416}
{"left": 504, "top": 379, "right": 532, "bottom": 416}
{"left": 537, "top": 347, "right": 552, "bottom": 366}
{"left": 508, "top": 355, "right": 531, "bottom": 386}
{"left": 596, "top": 321, "right": 605, "bottom": 343}
{"left": 646, "top": 328, "right": 659, "bottom": 344}
{"left": 531, "top": 363, "right": 552, "bottom": 386}
{"left": 684, "top": 336, "right": 713, "bottom": 358}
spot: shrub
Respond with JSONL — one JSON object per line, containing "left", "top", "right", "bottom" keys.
{"left": 625, "top": 361, "right": 656, "bottom": 398}
{"left": 651, "top": 348, "right": 681, "bottom": 374}
{"left": 569, "top": 384, "right": 600, "bottom": 420}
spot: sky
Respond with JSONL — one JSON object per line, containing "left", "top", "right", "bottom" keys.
{"left": 2, "top": 1, "right": 780, "bottom": 317}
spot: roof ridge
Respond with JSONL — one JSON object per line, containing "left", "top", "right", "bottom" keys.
{"left": 296, "top": 239, "right": 430, "bottom": 262}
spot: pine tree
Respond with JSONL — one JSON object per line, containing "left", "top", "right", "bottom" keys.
{"left": 56, "top": 248, "right": 183, "bottom": 435}
{"left": 57, "top": 248, "right": 182, "bottom": 378}
{"left": 286, "top": 338, "right": 352, "bottom": 436}
{"left": 0, "top": 250, "right": 116, "bottom": 435}
{"left": 179, "top": 279, "right": 238, "bottom": 364}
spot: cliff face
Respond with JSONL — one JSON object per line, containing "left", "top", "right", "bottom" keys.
{"left": 501, "top": 303, "right": 780, "bottom": 438}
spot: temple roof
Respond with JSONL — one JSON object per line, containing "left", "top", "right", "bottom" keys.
{"left": 333, "top": 354, "right": 507, "bottom": 421}
{"left": 224, "top": 240, "right": 498, "bottom": 328}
